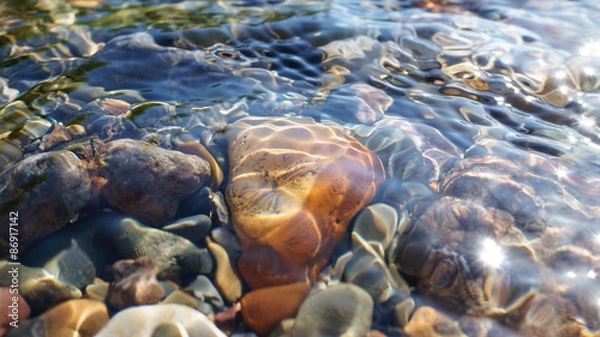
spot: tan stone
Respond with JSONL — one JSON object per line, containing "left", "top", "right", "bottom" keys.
{"left": 30, "top": 299, "right": 109, "bottom": 337}
{"left": 206, "top": 237, "right": 242, "bottom": 304}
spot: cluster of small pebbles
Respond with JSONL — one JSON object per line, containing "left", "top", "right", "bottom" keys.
{"left": 0, "top": 114, "right": 386, "bottom": 337}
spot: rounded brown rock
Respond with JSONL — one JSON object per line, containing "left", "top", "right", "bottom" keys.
{"left": 0, "top": 151, "right": 94, "bottom": 252}
{"left": 89, "top": 138, "right": 211, "bottom": 226}
{"left": 225, "top": 117, "right": 385, "bottom": 289}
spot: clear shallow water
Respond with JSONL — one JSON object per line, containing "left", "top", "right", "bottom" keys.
{"left": 1, "top": 0, "right": 600, "bottom": 336}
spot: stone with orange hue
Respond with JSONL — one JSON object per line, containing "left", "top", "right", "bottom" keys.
{"left": 8, "top": 299, "right": 109, "bottom": 337}
{"left": 240, "top": 282, "right": 311, "bottom": 337}
{"left": 225, "top": 117, "right": 385, "bottom": 290}
{"left": 89, "top": 139, "right": 211, "bottom": 226}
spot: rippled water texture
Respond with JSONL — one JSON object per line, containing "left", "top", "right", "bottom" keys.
{"left": 2, "top": 0, "right": 600, "bottom": 336}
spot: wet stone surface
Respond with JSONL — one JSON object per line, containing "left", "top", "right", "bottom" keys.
{"left": 0, "top": 150, "right": 94, "bottom": 252}
{"left": 89, "top": 138, "right": 212, "bottom": 226}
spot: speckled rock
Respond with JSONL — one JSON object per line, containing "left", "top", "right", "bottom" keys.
{"left": 94, "top": 303, "right": 227, "bottom": 337}
{"left": 89, "top": 138, "right": 211, "bottom": 226}
{"left": 105, "top": 218, "right": 213, "bottom": 282}
{"left": 7, "top": 299, "right": 109, "bottom": 337}
{"left": 225, "top": 116, "right": 385, "bottom": 289}
{"left": 107, "top": 257, "right": 165, "bottom": 309}
{"left": 0, "top": 151, "right": 94, "bottom": 252}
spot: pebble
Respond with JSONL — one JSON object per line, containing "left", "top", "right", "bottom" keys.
{"left": 89, "top": 138, "right": 211, "bottom": 226}
{"left": 0, "top": 261, "right": 82, "bottom": 316}
{"left": 39, "top": 123, "right": 72, "bottom": 151}
{"left": 206, "top": 237, "right": 242, "bottom": 304}
{"left": 94, "top": 303, "right": 227, "bottom": 337}
{"left": 85, "top": 281, "right": 109, "bottom": 302}
{"left": 186, "top": 275, "right": 225, "bottom": 310}
{"left": 43, "top": 240, "right": 95, "bottom": 290}
{"left": 346, "top": 233, "right": 414, "bottom": 327}
{"left": 20, "top": 276, "right": 83, "bottom": 316}
{"left": 101, "top": 98, "right": 131, "bottom": 116}
{"left": 0, "top": 151, "right": 94, "bottom": 251}
{"left": 162, "top": 291, "right": 214, "bottom": 318}
{"left": 352, "top": 203, "right": 399, "bottom": 258}
{"left": 210, "top": 227, "right": 243, "bottom": 261}
{"left": 7, "top": 299, "right": 109, "bottom": 337}
{"left": 107, "top": 257, "right": 165, "bottom": 309}
{"left": 105, "top": 218, "right": 213, "bottom": 282}
{"left": 66, "top": 124, "right": 86, "bottom": 139}
{"left": 287, "top": 283, "right": 374, "bottom": 337}
{"left": 240, "top": 282, "right": 311, "bottom": 337}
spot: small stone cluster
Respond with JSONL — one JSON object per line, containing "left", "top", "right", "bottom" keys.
{"left": 0, "top": 116, "right": 387, "bottom": 337}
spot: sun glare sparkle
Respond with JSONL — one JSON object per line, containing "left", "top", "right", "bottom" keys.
{"left": 588, "top": 269, "right": 597, "bottom": 279}
{"left": 559, "top": 86, "right": 571, "bottom": 95}
{"left": 594, "top": 233, "right": 600, "bottom": 245}
{"left": 554, "top": 69, "right": 568, "bottom": 81}
{"left": 578, "top": 115, "right": 596, "bottom": 129}
{"left": 566, "top": 271, "right": 577, "bottom": 278}
{"left": 479, "top": 238, "right": 505, "bottom": 269}
{"left": 580, "top": 41, "right": 600, "bottom": 57}
{"left": 555, "top": 166, "right": 569, "bottom": 180}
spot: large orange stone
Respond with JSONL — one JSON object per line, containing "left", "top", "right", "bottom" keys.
{"left": 225, "top": 117, "right": 385, "bottom": 289}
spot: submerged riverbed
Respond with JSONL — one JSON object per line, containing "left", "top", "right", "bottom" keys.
{"left": 1, "top": 0, "right": 600, "bottom": 336}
